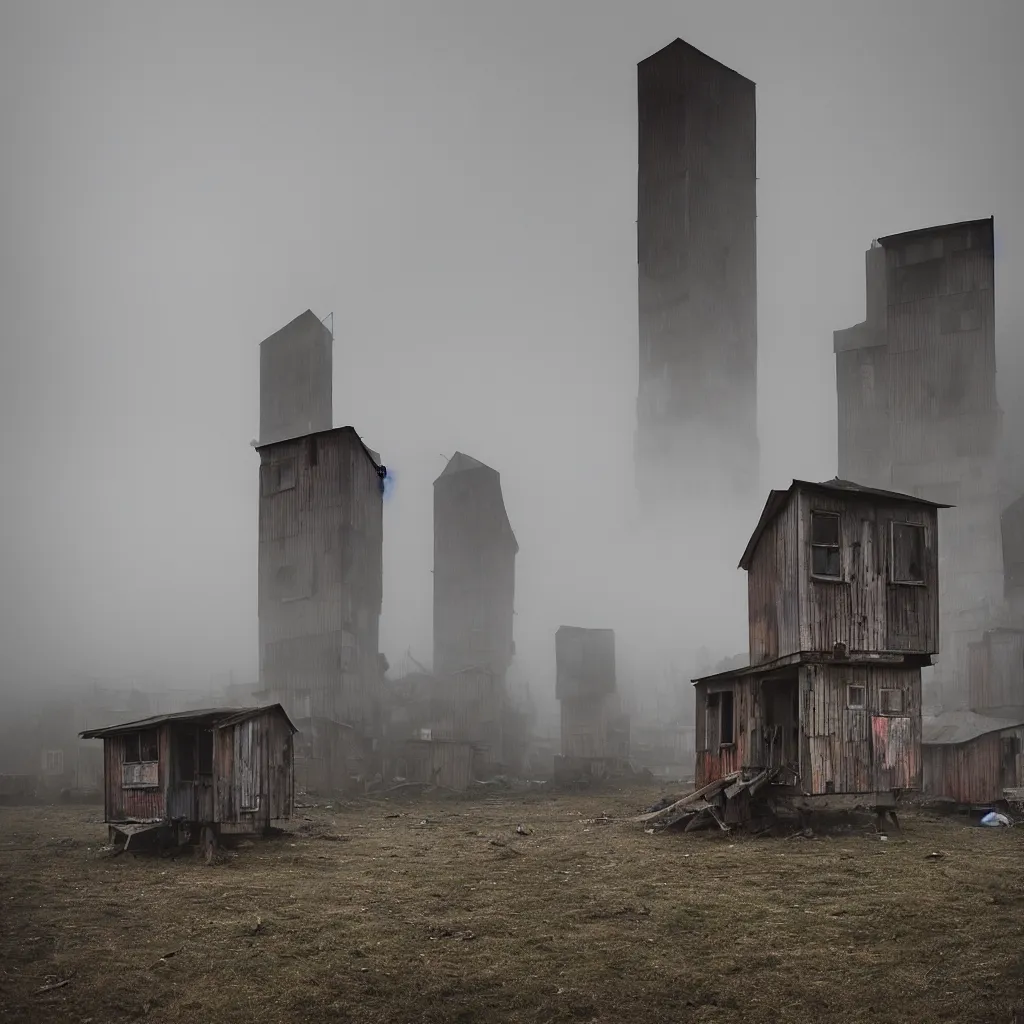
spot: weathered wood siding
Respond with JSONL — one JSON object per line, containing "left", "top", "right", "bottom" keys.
{"left": 967, "top": 629, "right": 1024, "bottom": 716}
{"left": 694, "top": 677, "right": 757, "bottom": 786}
{"left": 102, "top": 730, "right": 168, "bottom": 823}
{"left": 215, "top": 711, "right": 294, "bottom": 828}
{"left": 923, "top": 726, "right": 1024, "bottom": 805}
{"left": 392, "top": 740, "right": 475, "bottom": 792}
{"left": 800, "top": 664, "right": 922, "bottom": 795}
{"left": 747, "top": 496, "right": 800, "bottom": 663}
{"left": 433, "top": 456, "right": 517, "bottom": 679}
{"left": 258, "top": 429, "right": 384, "bottom": 732}
{"left": 795, "top": 490, "right": 939, "bottom": 655}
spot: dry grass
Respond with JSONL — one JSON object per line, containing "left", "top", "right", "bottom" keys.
{"left": 1, "top": 787, "right": 1023, "bottom": 1023}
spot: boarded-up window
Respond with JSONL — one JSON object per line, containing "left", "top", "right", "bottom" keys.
{"left": 847, "top": 685, "right": 866, "bottom": 710}
{"left": 891, "top": 522, "right": 926, "bottom": 584}
{"left": 261, "top": 458, "right": 298, "bottom": 497}
{"left": 811, "top": 512, "right": 842, "bottom": 579}
{"left": 880, "top": 688, "right": 904, "bottom": 715}
{"left": 42, "top": 749, "right": 64, "bottom": 775}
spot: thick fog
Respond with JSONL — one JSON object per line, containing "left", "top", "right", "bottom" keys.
{"left": 1, "top": 1, "right": 1022, "bottom": 717}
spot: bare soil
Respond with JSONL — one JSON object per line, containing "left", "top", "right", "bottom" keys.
{"left": 1, "top": 787, "right": 1022, "bottom": 1023}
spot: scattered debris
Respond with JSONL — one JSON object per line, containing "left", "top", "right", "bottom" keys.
{"left": 925, "top": 851, "right": 945, "bottom": 860}
{"left": 252, "top": 916, "right": 264, "bottom": 934}
{"left": 980, "top": 811, "right": 1013, "bottom": 828}
{"left": 35, "top": 978, "right": 72, "bottom": 995}
{"left": 515, "top": 824, "right": 532, "bottom": 836}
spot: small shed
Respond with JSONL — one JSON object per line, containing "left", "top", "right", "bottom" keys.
{"left": 80, "top": 705, "right": 296, "bottom": 851}
{"left": 922, "top": 711, "right": 1024, "bottom": 807}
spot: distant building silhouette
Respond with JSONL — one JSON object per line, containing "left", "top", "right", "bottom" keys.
{"left": 635, "top": 38, "right": 759, "bottom": 512}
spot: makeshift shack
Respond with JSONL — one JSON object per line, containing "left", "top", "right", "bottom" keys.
{"left": 922, "top": 711, "right": 1024, "bottom": 807}
{"left": 80, "top": 705, "right": 296, "bottom": 853}
{"left": 688, "top": 479, "right": 948, "bottom": 829}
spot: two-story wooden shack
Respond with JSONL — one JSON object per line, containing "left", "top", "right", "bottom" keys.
{"left": 693, "top": 479, "right": 949, "bottom": 823}
{"left": 80, "top": 705, "right": 296, "bottom": 855}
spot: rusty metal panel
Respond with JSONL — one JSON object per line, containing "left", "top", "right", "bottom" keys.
{"left": 747, "top": 493, "right": 800, "bottom": 663}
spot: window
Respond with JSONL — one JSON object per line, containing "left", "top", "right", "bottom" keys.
{"left": 706, "top": 689, "right": 735, "bottom": 747}
{"left": 197, "top": 730, "right": 214, "bottom": 776}
{"left": 891, "top": 522, "right": 926, "bottom": 584}
{"left": 42, "top": 750, "right": 64, "bottom": 775}
{"left": 811, "top": 512, "right": 842, "bottom": 579}
{"left": 880, "top": 688, "right": 904, "bottom": 715}
{"left": 847, "top": 685, "right": 866, "bottom": 710}
{"left": 719, "top": 690, "right": 735, "bottom": 745}
{"left": 260, "top": 458, "right": 298, "bottom": 497}
{"left": 122, "top": 730, "right": 159, "bottom": 764}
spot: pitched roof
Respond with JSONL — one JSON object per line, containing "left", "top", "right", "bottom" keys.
{"left": 638, "top": 37, "right": 753, "bottom": 86}
{"left": 259, "top": 309, "right": 329, "bottom": 347}
{"left": 255, "top": 425, "right": 384, "bottom": 473}
{"left": 80, "top": 704, "right": 296, "bottom": 739}
{"left": 738, "top": 478, "right": 953, "bottom": 571}
{"left": 434, "top": 452, "right": 518, "bottom": 552}
{"left": 922, "top": 710, "right": 1024, "bottom": 746}
{"left": 435, "top": 451, "right": 491, "bottom": 480}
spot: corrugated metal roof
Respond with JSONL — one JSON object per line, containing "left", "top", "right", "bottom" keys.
{"left": 922, "top": 710, "right": 1024, "bottom": 746}
{"left": 80, "top": 703, "right": 296, "bottom": 739}
{"left": 738, "top": 477, "right": 954, "bottom": 571}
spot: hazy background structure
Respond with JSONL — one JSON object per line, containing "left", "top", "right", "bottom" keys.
{"left": 634, "top": 38, "right": 759, "bottom": 516}
{"left": 834, "top": 218, "right": 1004, "bottom": 712}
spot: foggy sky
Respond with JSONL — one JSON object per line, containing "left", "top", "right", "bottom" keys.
{"left": 1, "top": 0, "right": 1022, "bottom": 695}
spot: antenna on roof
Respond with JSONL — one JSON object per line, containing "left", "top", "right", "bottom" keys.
{"left": 440, "top": 454, "right": 450, "bottom": 463}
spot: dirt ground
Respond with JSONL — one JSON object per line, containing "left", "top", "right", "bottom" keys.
{"left": 1, "top": 787, "right": 1022, "bottom": 1024}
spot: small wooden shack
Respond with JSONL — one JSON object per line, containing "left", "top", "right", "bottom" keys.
{"left": 922, "top": 711, "right": 1024, "bottom": 807}
{"left": 692, "top": 478, "right": 948, "bottom": 826}
{"left": 80, "top": 705, "right": 296, "bottom": 852}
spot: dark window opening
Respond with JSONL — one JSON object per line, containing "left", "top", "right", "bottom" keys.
{"left": 123, "top": 729, "right": 159, "bottom": 764}
{"left": 880, "top": 688, "right": 904, "bottom": 715}
{"left": 892, "top": 522, "right": 926, "bottom": 584}
{"left": 811, "top": 512, "right": 842, "bottom": 579}
{"left": 720, "top": 690, "right": 735, "bottom": 745}
{"left": 197, "top": 729, "right": 214, "bottom": 775}
{"left": 260, "top": 458, "right": 298, "bottom": 497}
{"left": 847, "top": 685, "right": 866, "bottom": 709}
{"left": 175, "top": 731, "right": 196, "bottom": 780}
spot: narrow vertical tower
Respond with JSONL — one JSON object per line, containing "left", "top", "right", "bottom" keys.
{"left": 635, "top": 38, "right": 759, "bottom": 513}
{"left": 259, "top": 309, "right": 333, "bottom": 446}
{"left": 432, "top": 453, "right": 518, "bottom": 680}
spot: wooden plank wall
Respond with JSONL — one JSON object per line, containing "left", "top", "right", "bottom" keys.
{"left": 693, "top": 678, "right": 757, "bottom": 787}
{"left": 747, "top": 497, "right": 800, "bottom": 663}
{"left": 258, "top": 430, "right": 384, "bottom": 732}
{"left": 968, "top": 630, "right": 1024, "bottom": 715}
{"left": 795, "top": 491, "right": 939, "bottom": 655}
{"left": 801, "top": 664, "right": 922, "bottom": 794}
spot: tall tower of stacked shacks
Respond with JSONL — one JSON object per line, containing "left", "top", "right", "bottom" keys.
{"left": 255, "top": 310, "right": 386, "bottom": 793}
{"left": 635, "top": 38, "right": 759, "bottom": 518}
{"left": 431, "top": 453, "right": 518, "bottom": 770}
{"left": 834, "top": 218, "right": 1004, "bottom": 712}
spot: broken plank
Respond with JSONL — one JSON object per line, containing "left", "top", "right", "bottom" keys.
{"left": 633, "top": 773, "right": 741, "bottom": 823}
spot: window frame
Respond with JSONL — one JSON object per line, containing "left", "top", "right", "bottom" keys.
{"left": 260, "top": 457, "right": 298, "bottom": 498}
{"left": 879, "top": 688, "right": 905, "bottom": 715}
{"left": 810, "top": 510, "right": 843, "bottom": 581}
{"left": 847, "top": 685, "right": 866, "bottom": 710}
{"left": 122, "top": 729, "right": 159, "bottom": 765}
{"left": 890, "top": 521, "right": 927, "bottom": 586}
